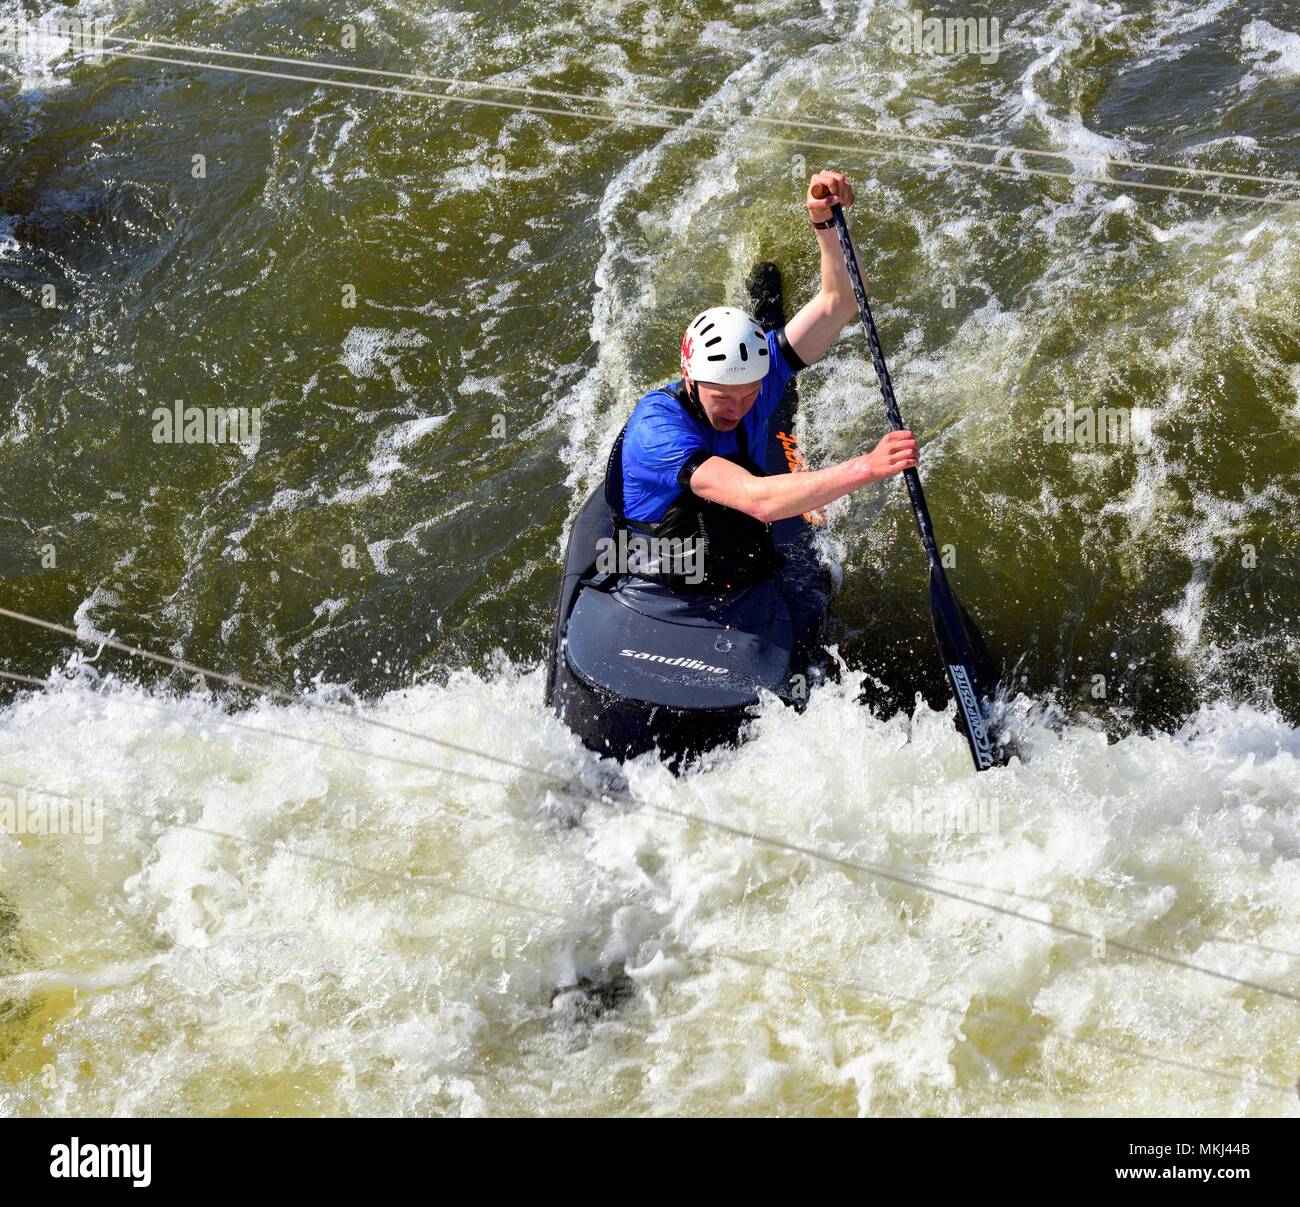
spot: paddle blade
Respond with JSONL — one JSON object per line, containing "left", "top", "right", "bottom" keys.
{"left": 929, "top": 567, "right": 1004, "bottom": 771}
{"left": 957, "top": 597, "right": 1002, "bottom": 701}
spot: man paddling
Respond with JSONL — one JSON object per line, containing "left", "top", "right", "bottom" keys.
{"left": 609, "top": 169, "right": 920, "bottom": 594}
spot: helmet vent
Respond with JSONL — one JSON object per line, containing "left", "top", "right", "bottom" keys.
{"left": 738, "top": 343, "right": 748, "bottom": 361}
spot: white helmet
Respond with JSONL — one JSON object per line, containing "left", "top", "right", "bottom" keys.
{"left": 680, "top": 306, "right": 769, "bottom": 386}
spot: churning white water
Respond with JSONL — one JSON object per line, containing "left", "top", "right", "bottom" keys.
{"left": 0, "top": 664, "right": 1296, "bottom": 1116}
{"left": 2, "top": 0, "right": 1298, "bottom": 1116}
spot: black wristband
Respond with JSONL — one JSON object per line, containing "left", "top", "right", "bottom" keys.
{"left": 810, "top": 215, "right": 835, "bottom": 230}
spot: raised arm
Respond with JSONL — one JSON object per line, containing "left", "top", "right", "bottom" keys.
{"left": 783, "top": 169, "right": 868, "bottom": 366}
{"left": 688, "top": 168, "right": 917, "bottom": 523}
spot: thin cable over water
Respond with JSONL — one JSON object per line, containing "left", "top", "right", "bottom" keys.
{"left": 95, "top": 47, "right": 1300, "bottom": 209}
{"left": 0, "top": 668, "right": 596, "bottom": 824}
{"left": 0, "top": 774, "right": 1291, "bottom": 1099}
{"left": 648, "top": 797, "right": 1300, "bottom": 1006}
{"left": 712, "top": 951, "right": 1295, "bottom": 1096}
{"left": 2, "top": 608, "right": 1300, "bottom": 1004}
{"left": 0, "top": 607, "right": 607, "bottom": 803}
{"left": 3, "top": 663, "right": 1294, "bottom": 963}
{"left": 0, "top": 776, "right": 578, "bottom": 924}
{"left": 6, "top": 663, "right": 1294, "bottom": 969}
{"left": 2, "top": 605, "right": 1297, "bottom": 1007}
{"left": 97, "top": 33, "right": 1300, "bottom": 189}
{"left": 878, "top": 856, "right": 1300, "bottom": 961}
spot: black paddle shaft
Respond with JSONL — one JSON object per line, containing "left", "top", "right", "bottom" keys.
{"left": 824, "top": 203, "right": 943, "bottom": 568}
{"left": 819, "top": 195, "right": 1002, "bottom": 770}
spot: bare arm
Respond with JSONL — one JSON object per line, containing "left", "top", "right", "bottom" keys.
{"left": 783, "top": 169, "right": 865, "bottom": 366}
{"left": 689, "top": 169, "right": 913, "bottom": 524}
{"left": 690, "top": 429, "right": 919, "bottom": 523}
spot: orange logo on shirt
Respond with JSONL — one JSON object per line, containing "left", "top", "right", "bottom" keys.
{"left": 775, "top": 431, "right": 824, "bottom": 524}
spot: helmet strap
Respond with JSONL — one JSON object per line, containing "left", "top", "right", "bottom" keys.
{"left": 682, "top": 376, "right": 707, "bottom": 424}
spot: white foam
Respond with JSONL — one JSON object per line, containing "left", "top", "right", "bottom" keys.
{"left": 1007, "top": 1, "right": 1140, "bottom": 178}
{"left": 1130, "top": 0, "right": 1236, "bottom": 69}
{"left": 1239, "top": 19, "right": 1300, "bottom": 92}
{"left": 339, "top": 327, "right": 429, "bottom": 392}
{"left": 0, "top": 214, "right": 18, "bottom": 260}
{"left": 0, "top": 671, "right": 1295, "bottom": 1116}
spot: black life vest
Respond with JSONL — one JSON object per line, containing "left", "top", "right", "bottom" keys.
{"left": 602, "top": 381, "right": 783, "bottom": 594}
